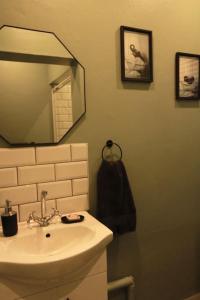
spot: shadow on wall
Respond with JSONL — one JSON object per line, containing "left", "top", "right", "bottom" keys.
{"left": 175, "top": 100, "right": 200, "bottom": 108}
{"left": 107, "top": 232, "right": 140, "bottom": 300}
{"left": 109, "top": 288, "right": 126, "bottom": 300}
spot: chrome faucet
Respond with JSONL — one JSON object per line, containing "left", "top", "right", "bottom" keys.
{"left": 27, "top": 190, "right": 61, "bottom": 227}
{"left": 41, "top": 190, "right": 47, "bottom": 218}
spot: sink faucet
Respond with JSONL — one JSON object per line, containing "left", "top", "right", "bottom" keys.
{"left": 41, "top": 190, "right": 47, "bottom": 218}
{"left": 27, "top": 190, "right": 61, "bottom": 227}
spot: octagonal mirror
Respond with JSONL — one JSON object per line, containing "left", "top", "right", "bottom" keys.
{"left": 0, "top": 25, "right": 86, "bottom": 145}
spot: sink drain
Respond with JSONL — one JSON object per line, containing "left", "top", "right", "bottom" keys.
{"left": 46, "top": 233, "right": 51, "bottom": 238}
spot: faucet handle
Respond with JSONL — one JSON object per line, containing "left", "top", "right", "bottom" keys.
{"left": 51, "top": 208, "right": 61, "bottom": 216}
{"left": 47, "top": 208, "right": 61, "bottom": 224}
{"left": 27, "top": 211, "right": 35, "bottom": 228}
{"left": 27, "top": 212, "right": 32, "bottom": 224}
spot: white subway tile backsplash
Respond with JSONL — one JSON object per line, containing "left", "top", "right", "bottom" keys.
{"left": 0, "top": 185, "right": 37, "bottom": 207}
{"left": 19, "top": 200, "right": 56, "bottom": 222}
{"left": 0, "top": 144, "right": 88, "bottom": 222}
{"left": 13, "top": 205, "right": 20, "bottom": 222}
{"left": 55, "top": 93, "right": 63, "bottom": 100}
{"left": 0, "top": 168, "right": 17, "bottom": 188}
{"left": 57, "top": 121, "right": 72, "bottom": 129}
{"left": 71, "top": 144, "right": 88, "bottom": 161}
{"left": 0, "top": 148, "right": 35, "bottom": 168}
{"left": 37, "top": 180, "right": 72, "bottom": 200}
{"left": 56, "top": 161, "right": 88, "bottom": 180}
{"left": 18, "top": 165, "right": 55, "bottom": 185}
{"left": 56, "top": 194, "right": 89, "bottom": 213}
{"left": 36, "top": 145, "right": 71, "bottom": 164}
{"left": 62, "top": 93, "right": 71, "bottom": 101}
{"left": 66, "top": 100, "right": 72, "bottom": 108}
{"left": 56, "top": 115, "right": 72, "bottom": 122}
{"left": 20, "top": 202, "right": 40, "bottom": 222}
{"left": 72, "top": 178, "right": 88, "bottom": 196}
{"left": 56, "top": 107, "right": 71, "bottom": 115}
{"left": 55, "top": 100, "right": 68, "bottom": 108}
{"left": 56, "top": 128, "right": 70, "bottom": 137}
{"left": 45, "top": 199, "right": 57, "bottom": 215}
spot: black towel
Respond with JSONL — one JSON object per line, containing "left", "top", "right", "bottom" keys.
{"left": 97, "top": 159, "right": 136, "bottom": 235}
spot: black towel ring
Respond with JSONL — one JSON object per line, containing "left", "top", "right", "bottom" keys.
{"left": 101, "top": 140, "right": 123, "bottom": 161}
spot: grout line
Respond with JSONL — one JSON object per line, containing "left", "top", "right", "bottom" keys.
{"left": 70, "top": 143, "right": 72, "bottom": 161}
{"left": 16, "top": 166, "right": 19, "bottom": 186}
{"left": 71, "top": 179, "right": 73, "bottom": 196}
{"left": 36, "top": 183, "right": 39, "bottom": 201}
{"left": 54, "top": 163, "right": 56, "bottom": 181}
{"left": 34, "top": 146, "right": 37, "bottom": 165}
{"left": 18, "top": 204, "right": 21, "bottom": 222}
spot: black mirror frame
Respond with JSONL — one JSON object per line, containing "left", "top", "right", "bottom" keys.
{"left": 0, "top": 25, "right": 86, "bottom": 147}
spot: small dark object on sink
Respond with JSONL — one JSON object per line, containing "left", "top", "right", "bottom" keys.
{"left": 61, "top": 214, "right": 84, "bottom": 224}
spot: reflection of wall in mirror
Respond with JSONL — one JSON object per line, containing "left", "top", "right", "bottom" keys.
{"left": 0, "top": 26, "right": 74, "bottom": 59}
{"left": 71, "top": 64, "right": 85, "bottom": 122}
{"left": 0, "top": 60, "right": 53, "bottom": 143}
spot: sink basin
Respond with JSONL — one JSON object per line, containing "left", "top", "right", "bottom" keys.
{"left": 0, "top": 212, "right": 113, "bottom": 284}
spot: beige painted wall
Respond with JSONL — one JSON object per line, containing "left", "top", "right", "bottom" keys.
{"left": 0, "top": 1, "right": 200, "bottom": 299}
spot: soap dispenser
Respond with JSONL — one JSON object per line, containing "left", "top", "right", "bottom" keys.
{"left": 1, "top": 200, "right": 18, "bottom": 237}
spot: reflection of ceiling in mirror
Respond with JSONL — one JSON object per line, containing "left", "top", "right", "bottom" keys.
{"left": 0, "top": 26, "right": 73, "bottom": 59}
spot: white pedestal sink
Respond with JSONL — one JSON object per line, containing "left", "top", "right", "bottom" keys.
{"left": 0, "top": 212, "right": 113, "bottom": 285}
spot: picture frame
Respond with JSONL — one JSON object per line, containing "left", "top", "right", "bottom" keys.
{"left": 175, "top": 52, "right": 200, "bottom": 100}
{"left": 120, "top": 26, "right": 153, "bottom": 83}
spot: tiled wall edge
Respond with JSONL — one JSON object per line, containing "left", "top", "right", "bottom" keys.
{"left": 0, "top": 143, "right": 88, "bottom": 169}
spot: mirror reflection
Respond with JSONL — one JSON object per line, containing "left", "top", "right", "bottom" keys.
{"left": 0, "top": 26, "right": 86, "bottom": 145}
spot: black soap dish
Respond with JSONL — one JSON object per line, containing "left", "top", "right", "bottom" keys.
{"left": 61, "top": 214, "right": 84, "bottom": 224}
